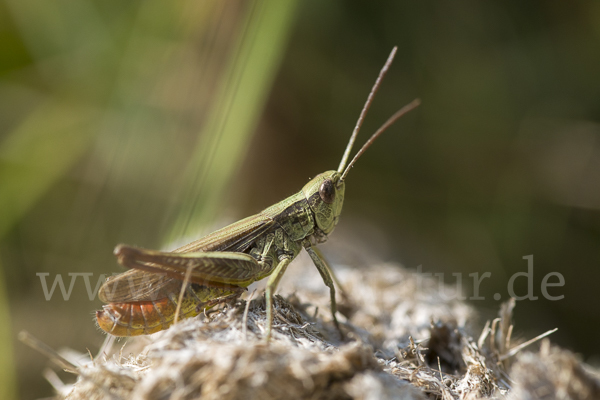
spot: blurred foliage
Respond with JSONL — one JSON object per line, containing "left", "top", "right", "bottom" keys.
{"left": 1, "top": 0, "right": 297, "bottom": 398}
{"left": 1, "top": 0, "right": 600, "bottom": 398}
{"left": 0, "top": 259, "right": 15, "bottom": 400}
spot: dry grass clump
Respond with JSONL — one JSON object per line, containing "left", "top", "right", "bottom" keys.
{"left": 509, "top": 342, "right": 600, "bottom": 400}
{"left": 26, "top": 256, "right": 600, "bottom": 400}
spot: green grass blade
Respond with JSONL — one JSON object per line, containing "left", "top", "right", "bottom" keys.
{"left": 167, "top": 0, "right": 299, "bottom": 242}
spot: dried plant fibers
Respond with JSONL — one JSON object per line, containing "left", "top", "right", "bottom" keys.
{"left": 24, "top": 254, "right": 600, "bottom": 400}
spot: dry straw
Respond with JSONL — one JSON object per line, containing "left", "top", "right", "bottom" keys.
{"left": 23, "top": 254, "right": 600, "bottom": 400}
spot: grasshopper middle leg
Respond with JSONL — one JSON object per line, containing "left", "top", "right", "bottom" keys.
{"left": 265, "top": 256, "right": 293, "bottom": 341}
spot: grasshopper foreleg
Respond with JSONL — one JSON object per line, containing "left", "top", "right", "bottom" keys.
{"left": 310, "top": 245, "right": 350, "bottom": 303}
{"left": 303, "top": 240, "right": 342, "bottom": 337}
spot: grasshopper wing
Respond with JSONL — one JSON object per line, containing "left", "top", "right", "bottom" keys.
{"left": 173, "top": 213, "right": 274, "bottom": 253}
{"left": 98, "top": 269, "right": 182, "bottom": 302}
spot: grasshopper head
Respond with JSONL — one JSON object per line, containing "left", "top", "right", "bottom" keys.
{"left": 302, "top": 170, "right": 345, "bottom": 236}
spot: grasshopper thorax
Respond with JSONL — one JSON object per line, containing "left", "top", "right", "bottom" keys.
{"left": 302, "top": 170, "right": 345, "bottom": 237}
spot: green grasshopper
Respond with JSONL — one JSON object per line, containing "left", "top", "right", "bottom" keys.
{"left": 96, "top": 47, "right": 420, "bottom": 340}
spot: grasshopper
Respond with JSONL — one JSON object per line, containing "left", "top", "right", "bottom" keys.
{"left": 95, "top": 47, "right": 420, "bottom": 339}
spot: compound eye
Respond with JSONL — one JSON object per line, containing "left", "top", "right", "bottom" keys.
{"left": 319, "top": 179, "right": 336, "bottom": 204}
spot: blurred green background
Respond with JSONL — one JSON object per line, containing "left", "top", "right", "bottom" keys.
{"left": 2, "top": 1, "right": 599, "bottom": 398}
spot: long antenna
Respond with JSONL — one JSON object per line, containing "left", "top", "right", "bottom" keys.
{"left": 340, "top": 98, "right": 420, "bottom": 181}
{"left": 337, "top": 47, "right": 398, "bottom": 173}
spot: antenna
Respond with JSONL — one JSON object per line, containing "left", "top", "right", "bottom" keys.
{"left": 340, "top": 98, "right": 420, "bottom": 181}
{"left": 337, "top": 47, "right": 398, "bottom": 174}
